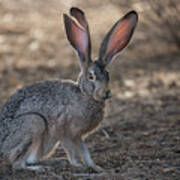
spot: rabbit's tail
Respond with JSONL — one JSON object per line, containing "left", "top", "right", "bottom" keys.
{"left": 0, "top": 124, "right": 8, "bottom": 155}
{"left": 0, "top": 122, "right": 6, "bottom": 156}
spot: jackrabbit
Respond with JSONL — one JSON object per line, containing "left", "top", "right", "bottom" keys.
{"left": 0, "top": 7, "right": 138, "bottom": 172}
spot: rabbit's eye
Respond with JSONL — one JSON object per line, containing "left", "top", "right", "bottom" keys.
{"left": 88, "top": 75, "right": 94, "bottom": 80}
{"left": 88, "top": 73, "right": 95, "bottom": 81}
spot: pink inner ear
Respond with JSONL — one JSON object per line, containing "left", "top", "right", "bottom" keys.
{"left": 106, "top": 18, "right": 134, "bottom": 59}
{"left": 70, "top": 19, "right": 88, "bottom": 57}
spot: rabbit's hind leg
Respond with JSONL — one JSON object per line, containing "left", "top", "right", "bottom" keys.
{"left": 5, "top": 114, "right": 47, "bottom": 171}
{"left": 11, "top": 137, "right": 44, "bottom": 171}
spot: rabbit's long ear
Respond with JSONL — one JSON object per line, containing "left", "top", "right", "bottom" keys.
{"left": 98, "top": 11, "right": 138, "bottom": 67}
{"left": 64, "top": 7, "right": 91, "bottom": 71}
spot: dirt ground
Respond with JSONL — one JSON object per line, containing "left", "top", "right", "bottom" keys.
{"left": 0, "top": 0, "right": 180, "bottom": 180}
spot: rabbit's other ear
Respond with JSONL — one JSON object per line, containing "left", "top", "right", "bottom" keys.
{"left": 98, "top": 11, "right": 138, "bottom": 67}
{"left": 64, "top": 7, "right": 91, "bottom": 71}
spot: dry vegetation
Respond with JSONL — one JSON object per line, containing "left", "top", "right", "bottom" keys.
{"left": 0, "top": 0, "right": 180, "bottom": 179}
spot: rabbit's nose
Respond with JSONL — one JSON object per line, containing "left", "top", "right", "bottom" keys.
{"left": 102, "top": 90, "right": 112, "bottom": 100}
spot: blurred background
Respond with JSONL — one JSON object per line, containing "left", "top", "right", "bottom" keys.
{"left": 0, "top": 0, "right": 180, "bottom": 179}
{"left": 0, "top": 0, "right": 179, "bottom": 101}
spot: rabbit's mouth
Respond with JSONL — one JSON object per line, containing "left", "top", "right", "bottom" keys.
{"left": 94, "top": 89, "right": 112, "bottom": 101}
{"left": 102, "top": 90, "right": 112, "bottom": 100}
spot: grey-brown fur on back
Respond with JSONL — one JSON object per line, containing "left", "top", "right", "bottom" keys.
{"left": 0, "top": 80, "right": 104, "bottom": 152}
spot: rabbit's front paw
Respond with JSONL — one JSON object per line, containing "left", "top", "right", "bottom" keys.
{"left": 87, "top": 164, "right": 105, "bottom": 173}
{"left": 92, "top": 165, "right": 105, "bottom": 173}
{"left": 71, "top": 161, "right": 83, "bottom": 168}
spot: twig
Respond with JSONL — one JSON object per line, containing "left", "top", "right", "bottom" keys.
{"left": 101, "top": 129, "right": 110, "bottom": 139}
{"left": 40, "top": 172, "right": 65, "bottom": 180}
{"left": 73, "top": 172, "right": 107, "bottom": 178}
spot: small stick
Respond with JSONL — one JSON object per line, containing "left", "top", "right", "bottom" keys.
{"left": 73, "top": 172, "right": 107, "bottom": 177}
